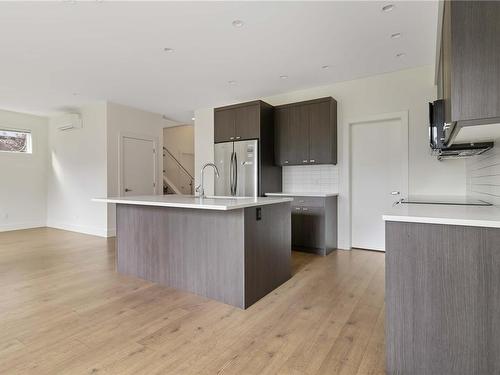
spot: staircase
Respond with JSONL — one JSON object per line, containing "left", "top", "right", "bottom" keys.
{"left": 163, "top": 146, "right": 194, "bottom": 195}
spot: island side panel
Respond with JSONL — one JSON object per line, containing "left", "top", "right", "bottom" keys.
{"left": 386, "top": 221, "right": 500, "bottom": 375}
{"left": 116, "top": 204, "right": 245, "bottom": 308}
{"left": 244, "top": 202, "right": 291, "bottom": 308}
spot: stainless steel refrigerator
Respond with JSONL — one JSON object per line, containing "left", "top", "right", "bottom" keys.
{"left": 214, "top": 140, "right": 258, "bottom": 197}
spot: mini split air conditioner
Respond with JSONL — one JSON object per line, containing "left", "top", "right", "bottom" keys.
{"left": 53, "top": 113, "right": 83, "bottom": 131}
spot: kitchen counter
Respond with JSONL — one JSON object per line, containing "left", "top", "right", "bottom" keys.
{"left": 265, "top": 192, "right": 339, "bottom": 198}
{"left": 383, "top": 203, "right": 500, "bottom": 228}
{"left": 95, "top": 194, "right": 291, "bottom": 308}
{"left": 93, "top": 195, "right": 293, "bottom": 210}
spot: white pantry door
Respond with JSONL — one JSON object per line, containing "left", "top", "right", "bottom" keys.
{"left": 121, "top": 136, "right": 156, "bottom": 196}
{"left": 351, "top": 116, "right": 407, "bottom": 251}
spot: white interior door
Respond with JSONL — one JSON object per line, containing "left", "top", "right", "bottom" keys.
{"left": 351, "top": 117, "right": 407, "bottom": 251}
{"left": 122, "top": 136, "right": 156, "bottom": 196}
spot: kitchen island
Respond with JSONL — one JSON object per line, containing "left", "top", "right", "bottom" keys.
{"left": 94, "top": 195, "right": 292, "bottom": 309}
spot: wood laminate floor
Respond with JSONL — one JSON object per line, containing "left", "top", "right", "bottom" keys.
{"left": 0, "top": 228, "right": 385, "bottom": 375}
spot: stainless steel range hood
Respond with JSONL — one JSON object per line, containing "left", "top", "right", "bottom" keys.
{"left": 432, "top": 142, "right": 494, "bottom": 161}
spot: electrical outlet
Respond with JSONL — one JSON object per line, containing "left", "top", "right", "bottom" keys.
{"left": 256, "top": 207, "right": 262, "bottom": 221}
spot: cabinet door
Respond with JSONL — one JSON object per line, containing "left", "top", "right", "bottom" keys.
{"left": 291, "top": 207, "right": 325, "bottom": 249}
{"left": 441, "top": 0, "right": 452, "bottom": 124}
{"left": 291, "top": 207, "right": 306, "bottom": 248}
{"left": 451, "top": 1, "right": 500, "bottom": 123}
{"left": 214, "top": 109, "right": 235, "bottom": 143}
{"left": 289, "top": 104, "right": 310, "bottom": 165}
{"left": 274, "top": 107, "right": 292, "bottom": 165}
{"left": 309, "top": 101, "right": 333, "bottom": 164}
{"left": 234, "top": 104, "right": 260, "bottom": 141}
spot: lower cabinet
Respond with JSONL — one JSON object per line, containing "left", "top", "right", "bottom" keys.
{"left": 386, "top": 221, "right": 500, "bottom": 375}
{"left": 289, "top": 196, "right": 337, "bottom": 255}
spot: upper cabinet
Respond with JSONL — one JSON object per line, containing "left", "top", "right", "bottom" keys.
{"left": 214, "top": 101, "right": 265, "bottom": 143}
{"left": 437, "top": 0, "right": 500, "bottom": 128}
{"left": 274, "top": 97, "right": 337, "bottom": 166}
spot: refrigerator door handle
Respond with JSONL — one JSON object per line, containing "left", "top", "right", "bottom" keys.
{"left": 230, "top": 151, "right": 235, "bottom": 196}
{"left": 234, "top": 152, "right": 238, "bottom": 195}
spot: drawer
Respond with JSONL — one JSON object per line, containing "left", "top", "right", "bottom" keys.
{"left": 289, "top": 196, "right": 325, "bottom": 208}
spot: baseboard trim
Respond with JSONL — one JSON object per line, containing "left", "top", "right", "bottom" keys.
{"left": 0, "top": 222, "right": 46, "bottom": 232}
{"left": 46, "top": 221, "right": 113, "bottom": 238}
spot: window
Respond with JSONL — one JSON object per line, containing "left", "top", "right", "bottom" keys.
{"left": 0, "top": 129, "right": 32, "bottom": 153}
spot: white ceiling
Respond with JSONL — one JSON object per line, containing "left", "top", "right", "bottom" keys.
{"left": 0, "top": 1, "right": 438, "bottom": 123}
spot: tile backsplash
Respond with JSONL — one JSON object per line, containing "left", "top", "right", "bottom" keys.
{"left": 282, "top": 165, "right": 339, "bottom": 193}
{"left": 466, "top": 146, "right": 500, "bottom": 205}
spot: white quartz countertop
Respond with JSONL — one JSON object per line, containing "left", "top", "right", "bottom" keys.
{"left": 93, "top": 195, "right": 293, "bottom": 211}
{"left": 265, "top": 192, "right": 338, "bottom": 197}
{"left": 383, "top": 203, "right": 500, "bottom": 228}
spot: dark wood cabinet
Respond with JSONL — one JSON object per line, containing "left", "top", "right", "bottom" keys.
{"left": 214, "top": 101, "right": 262, "bottom": 143}
{"left": 309, "top": 101, "right": 335, "bottom": 164}
{"left": 274, "top": 107, "right": 292, "bottom": 165}
{"left": 234, "top": 104, "right": 260, "bottom": 141}
{"left": 284, "top": 195, "right": 337, "bottom": 256}
{"left": 214, "top": 109, "right": 235, "bottom": 143}
{"left": 386, "top": 221, "right": 500, "bottom": 374}
{"left": 288, "top": 105, "right": 310, "bottom": 164}
{"left": 214, "top": 100, "right": 282, "bottom": 195}
{"left": 437, "top": 0, "right": 500, "bottom": 128}
{"left": 274, "top": 97, "right": 337, "bottom": 166}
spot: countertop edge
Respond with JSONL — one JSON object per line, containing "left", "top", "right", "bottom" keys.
{"left": 383, "top": 214, "right": 500, "bottom": 228}
{"left": 265, "top": 192, "right": 339, "bottom": 197}
{"left": 92, "top": 197, "right": 293, "bottom": 211}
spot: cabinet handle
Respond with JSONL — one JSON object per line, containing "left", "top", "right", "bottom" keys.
{"left": 310, "top": 159, "right": 315, "bottom": 163}
{"left": 294, "top": 207, "right": 301, "bottom": 210}
{"left": 235, "top": 136, "right": 241, "bottom": 140}
{"left": 284, "top": 160, "right": 289, "bottom": 164}
{"left": 302, "top": 160, "right": 308, "bottom": 163}
{"left": 302, "top": 207, "right": 309, "bottom": 211}
{"left": 230, "top": 137, "right": 235, "bottom": 140}
{"left": 298, "top": 200, "right": 305, "bottom": 203}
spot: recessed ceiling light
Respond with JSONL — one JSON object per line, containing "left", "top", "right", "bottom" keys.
{"left": 391, "top": 32, "right": 402, "bottom": 39}
{"left": 280, "top": 75, "right": 288, "bottom": 80}
{"left": 322, "top": 65, "right": 330, "bottom": 70}
{"left": 228, "top": 80, "right": 236, "bottom": 85}
{"left": 382, "top": 4, "right": 395, "bottom": 12}
{"left": 396, "top": 52, "right": 406, "bottom": 58}
{"left": 232, "top": 20, "right": 244, "bottom": 28}
{"left": 191, "top": 117, "right": 195, "bottom": 121}
{"left": 163, "top": 47, "right": 174, "bottom": 53}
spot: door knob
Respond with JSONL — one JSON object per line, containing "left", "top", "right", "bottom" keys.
{"left": 125, "top": 188, "right": 132, "bottom": 192}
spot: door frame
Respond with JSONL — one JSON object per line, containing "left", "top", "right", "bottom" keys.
{"left": 345, "top": 111, "right": 409, "bottom": 250}
{"left": 118, "top": 132, "right": 159, "bottom": 197}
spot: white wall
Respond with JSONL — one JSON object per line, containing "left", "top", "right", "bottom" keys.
{"left": 0, "top": 109, "right": 48, "bottom": 231}
{"left": 46, "top": 102, "right": 108, "bottom": 236}
{"left": 194, "top": 66, "right": 466, "bottom": 249}
{"left": 194, "top": 107, "right": 215, "bottom": 196}
{"left": 106, "top": 102, "right": 175, "bottom": 233}
{"left": 163, "top": 125, "right": 194, "bottom": 176}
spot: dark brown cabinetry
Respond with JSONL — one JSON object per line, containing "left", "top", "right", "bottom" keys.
{"left": 214, "top": 101, "right": 264, "bottom": 143}
{"left": 386, "top": 221, "right": 500, "bottom": 374}
{"left": 437, "top": 1, "right": 500, "bottom": 128}
{"left": 284, "top": 195, "right": 337, "bottom": 256}
{"left": 274, "top": 97, "right": 337, "bottom": 166}
{"left": 214, "top": 100, "right": 281, "bottom": 195}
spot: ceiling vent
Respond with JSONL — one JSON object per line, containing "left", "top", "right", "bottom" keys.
{"left": 53, "top": 113, "right": 83, "bottom": 131}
